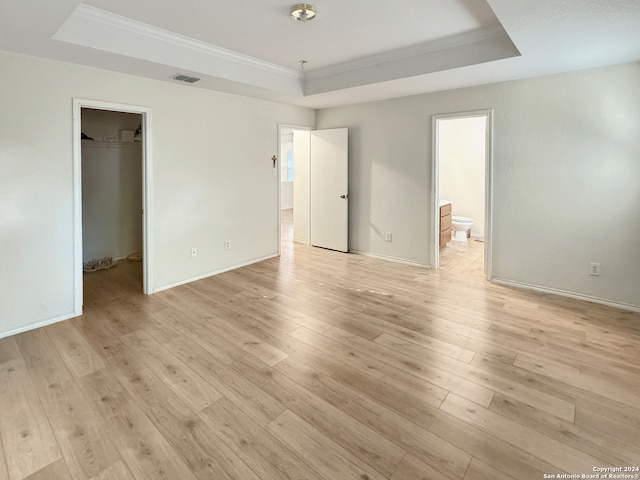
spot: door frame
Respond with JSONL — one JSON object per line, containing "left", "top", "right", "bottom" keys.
{"left": 72, "top": 98, "right": 153, "bottom": 314}
{"left": 277, "top": 123, "right": 312, "bottom": 256}
{"left": 431, "top": 109, "right": 494, "bottom": 278}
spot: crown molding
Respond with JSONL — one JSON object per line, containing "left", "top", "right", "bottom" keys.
{"left": 303, "top": 28, "right": 520, "bottom": 96}
{"left": 304, "top": 25, "right": 509, "bottom": 81}
{"left": 67, "top": 4, "right": 303, "bottom": 80}
{"left": 58, "top": 5, "right": 509, "bottom": 87}
{"left": 53, "top": 4, "right": 517, "bottom": 99}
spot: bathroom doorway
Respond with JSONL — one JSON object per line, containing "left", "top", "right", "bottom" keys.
{"left": 431, "top": 110, "right": 493, "bottom": 277}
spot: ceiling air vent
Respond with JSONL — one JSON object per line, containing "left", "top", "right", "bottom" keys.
{"left": 171, "top": 74, "right": 201, "bottom": 83}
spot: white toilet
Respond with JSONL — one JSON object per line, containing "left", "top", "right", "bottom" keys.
{"left": 451, "top": 216, "right": 473, "bottom": 241}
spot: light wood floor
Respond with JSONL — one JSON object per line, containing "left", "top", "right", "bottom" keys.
{"left": 1, "top": 213, "right": 639, "bottom": 480}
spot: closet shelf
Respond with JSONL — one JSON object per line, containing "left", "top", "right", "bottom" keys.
{"left": 82, "top": 140, "right": 142, "bottom": 148}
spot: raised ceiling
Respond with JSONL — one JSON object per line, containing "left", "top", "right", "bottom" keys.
{"left": 1, "top": 0, "right": 639, "bottom": 108}
{"left": 83, "top": 0, "right": 502, "bottom": 71}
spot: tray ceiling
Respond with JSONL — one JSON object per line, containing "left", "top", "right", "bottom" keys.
{"left": 1, "top": 0, "right": 639, "bottom": 108}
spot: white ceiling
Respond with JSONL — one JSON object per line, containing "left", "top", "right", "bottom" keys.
{"left": 83, "top": 0, "right": 502, "bottom": 71}
{"left": 1, "top": 0, "right": 639, "bottom": 108}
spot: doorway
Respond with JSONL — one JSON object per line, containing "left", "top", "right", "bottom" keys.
{"left": 431, "top": 110, "right": 493, "bottom": 276}
{"left": 277, "top": 125, "right": 349, "bottom": 255}
{"left": 72, "top": 99, "right": 153, "bottom": 314}
{"left": 278, "top": 125, "right": 311, "bottom": 254}
{"left": 278, "top": 127, "right": 295, "bottom": 252}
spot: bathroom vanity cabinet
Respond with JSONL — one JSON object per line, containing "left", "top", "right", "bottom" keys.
{"left": 439, "top": 202, "right": 452, "bottom": 247}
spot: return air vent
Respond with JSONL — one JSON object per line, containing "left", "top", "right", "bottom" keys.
{"left": 171, "top": 73, "right": 201, "bottom": 83}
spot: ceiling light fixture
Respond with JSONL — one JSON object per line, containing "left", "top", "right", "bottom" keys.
{"left": 290, "top": 3, "right": 317, "bottom": 22}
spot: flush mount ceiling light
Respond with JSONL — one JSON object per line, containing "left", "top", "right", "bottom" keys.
{"left": 290, "top": 3, "right": 317, "bottom": 22}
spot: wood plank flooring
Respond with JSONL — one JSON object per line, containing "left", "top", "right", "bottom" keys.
{"left": 1, "top": 210, "right": 639, "bottom": 480}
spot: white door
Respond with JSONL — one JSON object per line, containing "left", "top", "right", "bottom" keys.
{"left": 310, "top": 128, "right": 348, "bottom": 252}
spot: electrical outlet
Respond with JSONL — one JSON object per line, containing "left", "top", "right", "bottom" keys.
{"left": 385, "top": 232, "right": 392, "bottom": 242}
{"left": 191, "top": 247, "right": 198, "bottom": 257}
{"left": 589, "top": 262, "right": 601, "bottom": 276}
{"left": 225, "top": 240, "right": 231, "bottom": 250}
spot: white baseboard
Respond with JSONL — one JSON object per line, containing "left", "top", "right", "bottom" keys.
{"left": 0, "top": 310, "right": 79, "bottom": 340}
{"left": 153, "top": 253, "right": 279, "bottom": 293}
{"left": 350, "top": 249, "right": 430, "bottom": 268}
{"left": 0, "top": 254, "right": 280, "bottom": 339}
{"left": 491, "top": 277, "right": 640, "bottom": 313}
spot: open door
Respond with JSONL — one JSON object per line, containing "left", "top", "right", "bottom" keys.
{"left": 310, "top": 128, "right": 348, "bottom": 252}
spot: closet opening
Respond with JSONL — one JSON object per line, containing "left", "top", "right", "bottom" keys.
{"left": 72, "top": 99, "right": 153, "bottom": 314}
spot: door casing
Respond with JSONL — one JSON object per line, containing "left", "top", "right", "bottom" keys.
{"left": 431, "top": 110, "right": 493, "bottom": 277}
{"left": 72, "top": 98, "right": 153, "bottom": 314}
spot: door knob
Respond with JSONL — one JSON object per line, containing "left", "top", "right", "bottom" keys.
{"left": 340, "top": 194, "right": 348, "bottom": 199}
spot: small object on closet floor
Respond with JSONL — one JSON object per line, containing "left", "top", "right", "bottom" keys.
{"left": 83, "top": 256, "right": 116, "bottom": 272}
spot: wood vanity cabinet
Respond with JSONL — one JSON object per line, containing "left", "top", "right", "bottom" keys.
{"left": 440, "top": 203, "right": 452, "bottom": 247}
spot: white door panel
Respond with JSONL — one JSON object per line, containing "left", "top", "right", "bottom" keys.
{"left": 310, "top": 128, "right": 348, "bottom": 252}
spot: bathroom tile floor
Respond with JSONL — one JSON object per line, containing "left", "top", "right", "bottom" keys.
{"left": 439, "top": 235, "right": 485, "bottom": 275}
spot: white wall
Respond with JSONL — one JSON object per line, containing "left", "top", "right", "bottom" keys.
{"left": 280, "top": 133, "right": 293, "bottom": 179}
{"left": 280, "top": 132, "right": 294, "bottom": 209}
{"left": 439, "top": 116, "right": 486, "bottom": 237}
{"left": 280, "top": 182, "right": 293, "bottom": 210}
{"left": 292, "top": 130, "right": 311, "bottom": 243}
{"left": 0, "top": 51, "right": 314, "bottom": 337}
{"left": 316, "top": 62, "right": 640, "bottom": 309}
{"left": 81, "top": 109, "right": 143, "bottom": 262}
{"left": 82, "top": 142, "right": 143, "bottom": 262}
